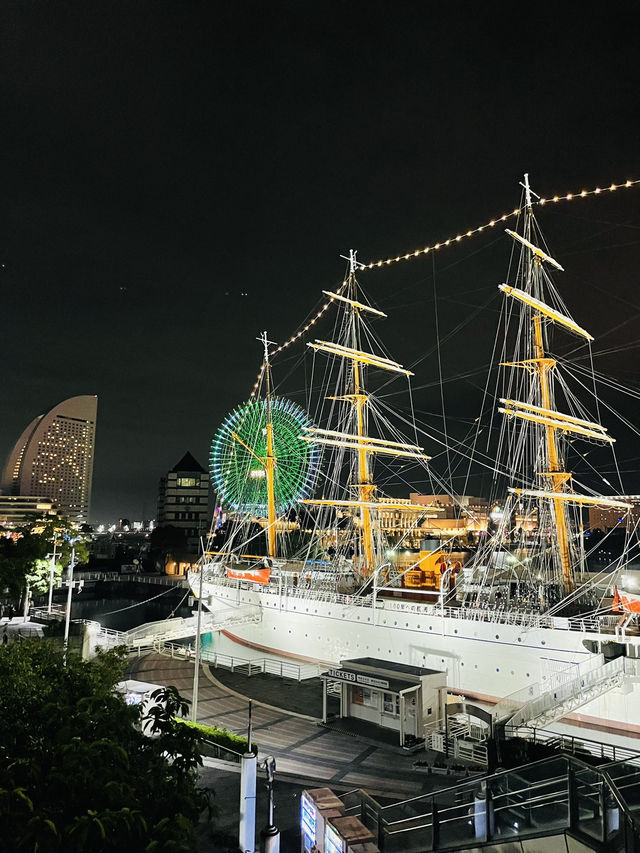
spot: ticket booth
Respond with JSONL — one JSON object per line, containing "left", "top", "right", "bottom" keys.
{"left": 321, "top": 657, "right": 446, "bottom": 748}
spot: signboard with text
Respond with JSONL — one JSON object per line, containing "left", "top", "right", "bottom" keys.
{"left": 325, "top": 668, "right": 390, "bottom": 689}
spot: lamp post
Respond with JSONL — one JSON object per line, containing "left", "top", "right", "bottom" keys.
{"left": 191, "top": 563, "right": 204, "bottom": 721}
{"left": 62, "top": 548, "right": 84, "bottom": 664}
{"left": 260, "top": 755, "right": 280, "bottom": 853}
{"left": 47, "top": 539, "right": 57, "bottom": 614}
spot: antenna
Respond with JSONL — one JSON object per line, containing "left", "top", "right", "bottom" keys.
{"left": 520, "top": 173, "right": 540, "bottom": 210}
{"left": 339, "top": 249, "right": 365, "bottom": 275}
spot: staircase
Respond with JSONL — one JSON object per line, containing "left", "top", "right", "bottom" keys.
{"left": 96, "top": 604, "right": 262, "bottom": 650}
{"left": 494, "top": 654, "right": 639, "bottom": 730}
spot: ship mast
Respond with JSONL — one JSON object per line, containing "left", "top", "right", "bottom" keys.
{"left": 260, "top": 331, "right": 277, "bottom": 558}
{"left": 499, "top": 174, "right": 631, "bottom": 596}
{"left": 301, "top": 250, "right": 435, "bottom": 575}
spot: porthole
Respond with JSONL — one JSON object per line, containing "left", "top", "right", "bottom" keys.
{"left": 541, "top": 641, "right": 546, "bottom": 645}
{"left": 429, "top": 626, "right": 433, "bottom": 631}
{"left": 495, "top": 635, "right": 500, "bottom": 640}
{"left": 461, "top": 662, "right": 464, "bottom": 667}
{"left": 454, "top": 629, "right": 458, "bottom": 634}
{"left": 496, "top": 668, "right": 500, "bottom": 672}
{"left": 526, "top": 673, "right": 530, "bottom": 678}
{"left": 517, "top": 637, "right": 522, "bottom": 643}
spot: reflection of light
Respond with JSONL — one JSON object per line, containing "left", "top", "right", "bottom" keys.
{"left": 386, "top": 550, "right": 395, "bottom": 557}
{"left": 250, "top": 469, "right": 266, "bottom": 479}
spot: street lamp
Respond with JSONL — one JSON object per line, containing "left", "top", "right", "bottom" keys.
{"left": 260, "top": 755, "right": 279, "bottom": 853}
{"left": 47, "top": 539, "right": 58, "bottom": 614}
{"left": 62, "top": 547, "right": 84, "bottom": 664}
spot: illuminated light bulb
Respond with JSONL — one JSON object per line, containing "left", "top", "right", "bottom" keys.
{"left": 445, "top": 239, "right": 450, "bottom": 245}
{"left": 435, "top": 243, "right": 440, "bottom": 249}
{"left": 386, "top": 259, "right": 392, "bottom": 264}
{"left": 423, "top": 247, "right": 429, "bottom": 253}
{"left": 566, "top": 194, "right": 572, "bottom": 200}
{"left": 489, "top": 220, "right": 495, "bottom": 226}
{"left": 595, "top": 187, "right": 601, "bottom": 193}
{"left": 581, "top": 190, "right": 587, "bottom": 197}
{"left": 404, "top": 253, "right": 410, "bottom": 259}
{"left": 395, "top": 256, "right": 400, "bottom": 262}
{"left": 513, "top": 209, "right": 519, "bottom": 215}
{"left": 501, "top": 214, "right": 507, "bottom": 220}
{"left": 610, "top": 184, "right": 617, "bottom": 190}
{"left": 413, "top": 250, "right": 419, "bottom": 256}
{"left": 626, "top": 180, "right": 632, "bottom": 187}
{"left": 456, "top": 235, "right": 462, "bottom": 241}
{"left": 540, "top": 198, "right": 546, "bottom": 205}
{"left": 377, "top": 261, "right": 382, "bottom": 267}
{"left": 553, "top": 196, "right": 559, "bottom": 202}
{"left": 479, "top": 225, "right": 484, "bottom": 230}
{"left": 467, "top": 230, "right": 472, "bottom": 236}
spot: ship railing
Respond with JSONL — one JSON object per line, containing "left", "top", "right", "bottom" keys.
{"left": 154, "top": 639, "right": 321, "bottom": 680}
{"left": 202, "top": 573, "right": 620, "bottom": 635}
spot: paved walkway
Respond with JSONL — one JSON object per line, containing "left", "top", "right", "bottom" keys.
{"left": 127, "top": 653, "right": 463, "bottom": 799}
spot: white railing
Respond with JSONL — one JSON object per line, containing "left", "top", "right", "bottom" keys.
{"left": 154, "top": 639, "right": 322, "bottom": 680}
{"left": 503, "top": 656, "right": 637, "bottom": 729}
{"left": 202, "top": 572, "right": 627, "bottom": 637}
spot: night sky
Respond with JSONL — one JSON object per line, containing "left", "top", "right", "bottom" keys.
{"left": 2, "top": 2, "right": 640, "bottom": 522}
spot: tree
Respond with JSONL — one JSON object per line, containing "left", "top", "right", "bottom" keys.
{"left": 0, "top": 640, "right": 212, "bottom": 851}
{"left": 0, "top": 517, "right": 89, "bottom": 615}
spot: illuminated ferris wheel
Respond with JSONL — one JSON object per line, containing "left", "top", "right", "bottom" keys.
{"left": 210, "top": 397, "right": 320, "bottom": 513}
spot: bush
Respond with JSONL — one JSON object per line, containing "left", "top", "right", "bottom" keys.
{"left": 0, "top": 640, "right": 212, "bottom": 851}
{"left": 176, "top": 718, "right": 257, "bottom": 755}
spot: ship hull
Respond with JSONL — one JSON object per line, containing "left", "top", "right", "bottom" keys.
{"left": 191, "top": 573, "right": 640, "bottom": 737}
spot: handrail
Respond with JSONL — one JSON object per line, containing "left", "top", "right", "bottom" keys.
{"left": 155, "top": 639, "right": 321, "bottom": 681}
{"left": 201, "top": 572, "right": 622, "bottom": 635}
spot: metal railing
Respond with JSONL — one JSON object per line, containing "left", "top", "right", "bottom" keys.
{"left": 202, "top": 572, "right": 624, "bottom": 636}
{"left": 339, "top": 753, "right": 640, "bottom": 851}
{"left": 154, "top": 639, "right": 322, "bottom": 681}
{"left": 504, "top": 656, "right": 633, "bottom": 729}
{"left": 504, "top": 725, "right": 640, "bottom": 765}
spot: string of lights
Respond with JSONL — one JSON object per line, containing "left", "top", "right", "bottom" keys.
{"left": 248, "top": 177, "right": 638, "bottom": 397}
{"left": 360, "top": 178, "right": 639, "bottom": 271}
{"left": 249, "top": 280, "right": 348, "bottom": 397}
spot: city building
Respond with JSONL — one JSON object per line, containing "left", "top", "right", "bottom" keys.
{"left": 156, "top": 451, "right": 210, "bottom": 555}
{"left": 0, "top": 496, "right": 58, "bottom": 526}
{"left": 0, "top": 395, "right": 97, "bottom": 522}
{"left": 588, "top": 496, "right": 640, "bottom": 532}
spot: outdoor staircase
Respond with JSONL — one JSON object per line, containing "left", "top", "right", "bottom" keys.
{"left": 493, "top": 654, "right": 640, "bottom": 730}
{"left": 96, "top": 603, "right": 262, "bottom": 650}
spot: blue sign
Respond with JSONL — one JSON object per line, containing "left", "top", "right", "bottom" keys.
{"left": 300, "top": 792, "right": 316, "bottom": 844}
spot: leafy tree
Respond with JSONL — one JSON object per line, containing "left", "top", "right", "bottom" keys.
{"left": 0, "top": 517, "right": 89, "bottom": 615}
{"left": 0, "top": 640, "right": 212, "bottom": 851}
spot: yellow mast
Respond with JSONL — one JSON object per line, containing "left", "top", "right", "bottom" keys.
{"left": 532, "top": 309, "right": 573, "bottom": 593}
{"left": 260, "top": 331, "right": 277, "bottom": 558}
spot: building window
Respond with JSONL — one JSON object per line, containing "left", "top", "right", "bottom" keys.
{"left": 177, "top": 477, "right": 198, "bottom": 488}
{"left": 383, "top": 693, "right": 399, "bottom": 715}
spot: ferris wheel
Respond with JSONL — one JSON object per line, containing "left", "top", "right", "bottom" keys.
{"left": 210, "top": 396, "right": 320, "bottom": 513}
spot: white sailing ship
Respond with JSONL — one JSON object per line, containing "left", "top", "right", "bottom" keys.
{"left": 189, "top": 176, "right": 640, "bottom": 736}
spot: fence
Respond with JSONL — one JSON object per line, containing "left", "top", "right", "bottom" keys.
{"left": 155, "top": 639, "right": 321, "bottom": 681}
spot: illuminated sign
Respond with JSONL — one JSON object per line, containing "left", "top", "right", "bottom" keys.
{"left": 300, "top": 792, "right": 316, "bottom": 845}
{"left": 326, "top": 669, "right": 390, "bottom": 689}
{"left": 325, "top": 822, "right": 343, "bottom": 853}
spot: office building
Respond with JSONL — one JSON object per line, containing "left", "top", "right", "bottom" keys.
{"left": 157, "top": 451, "right": 210, "bottom": 554}
{"left": 1, "top": 395, "right": 97, "bottom": 522}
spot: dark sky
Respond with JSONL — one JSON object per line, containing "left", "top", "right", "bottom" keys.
{"left": 2, "top": 1, "right": 640, "bottom": 521}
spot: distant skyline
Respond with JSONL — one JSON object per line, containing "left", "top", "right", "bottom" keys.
{"left": 3, "top": 2, "right": 640, "bottom": 520}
